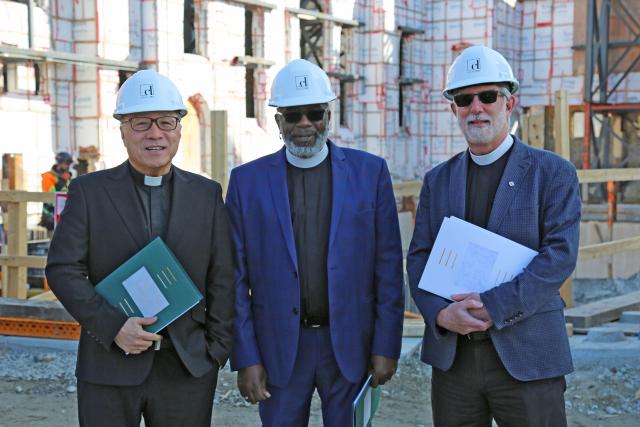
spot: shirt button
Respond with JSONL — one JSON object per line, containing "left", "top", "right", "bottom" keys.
{"left": 292, "top": 307, "right": 299, "bottom": 315}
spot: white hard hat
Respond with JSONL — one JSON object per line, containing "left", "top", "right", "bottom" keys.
{"left": 269, "top": 59, "right": 336, "bottom": 107}
{"left": 443, "top": 45, "right": 519, "bottom": 100}
{"left": 113, "top": 70, "right": 187, "bottom": 119}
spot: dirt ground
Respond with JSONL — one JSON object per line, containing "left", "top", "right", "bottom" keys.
{"left": 1, "top": 353, "right": 638, "bottom": 427}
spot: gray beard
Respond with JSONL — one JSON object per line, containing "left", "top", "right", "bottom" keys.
{"left": 460, "top": 111, "right": 509, "bottom": 145}
{"left": 283, "top": 127, "right": 329, "bottom": 159}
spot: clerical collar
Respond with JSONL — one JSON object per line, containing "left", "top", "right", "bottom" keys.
{"left": 469, "top": 135, "right": 513, "bottom": 166}
{"left": 286, "top": 144, "right": 329, "bottom": 169}
{"left": 128, "top": 162, "right": 173, "bottom": 187}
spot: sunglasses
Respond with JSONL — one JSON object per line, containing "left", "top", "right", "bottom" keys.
{"left": 453, "top": 90, "right": 505, "bottom": 107}
{"left": 279, "top": 109, "right": 326, "bottom": 124}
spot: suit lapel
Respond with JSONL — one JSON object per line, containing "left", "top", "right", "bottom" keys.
{"left": 449, "top": 151, "right": 467, "bottom": 220}
{"left": 268, "top": 149, "right": 298, "bottom": 269}
{"left": 487, "top": 137, "right": 532, "bottom": 232}
{"left": 329, "top": 142, "right": 348, "bottom": 249}
{"left": 103, "top": 162, "right": 148, "bottom": 249}
{"left": 164, "top": 166, "right": 194, "bottom": 249}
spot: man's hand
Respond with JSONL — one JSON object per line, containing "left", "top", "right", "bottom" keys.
{"left": 452, "top": 293, "right": 493, "bottom": 322}
{"left": 114, "top": 317, "right": 161, "bottom": 355}
{"left": 370, "top": 355, "right": 397, "bottom": 387}
{"left": 436, "top": 297, "right": 493, "bottom": 335}
{"left": 238, "top": 364, "right": 271, "bottom": 404}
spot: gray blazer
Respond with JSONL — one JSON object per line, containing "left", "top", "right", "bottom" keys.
{"left": 407, "top": 136, "right": 580, "bottom": 381}
{"left": 46, "top": 162, "right": 235, "bottom": 386}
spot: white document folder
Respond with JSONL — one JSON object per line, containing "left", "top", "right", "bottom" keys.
{"left": 417, "top": 216, "right": 538, "bottom": 300}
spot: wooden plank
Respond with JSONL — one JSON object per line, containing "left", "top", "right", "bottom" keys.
{"left": 5, "top": 201, "right": 27, "bottom": 298}
{"left": 553, "top": 90, "right": 570, "bottom": 160}
{"left": 28, "top": 290, "right": 57, "bottom": 302}
{"left": 560, "top": 277, "right": 573, "bottom": 308}
{"left": 391, "top": 172, "right": 640, "bottom": 199}
{"left": 577, "top": 168, "right": 640, "bottom": 184}
{"left": 0, "top": 190, "right": 55, "bottom": 203}
{"left": 564, "top": 291, "right": 640, "bottom": 328}
{"left": 0, "top": 255, "right": 47, "bottom": 269}
{"left": 578, "top": 235, "right": 640, "bottom": 260}
{"left": 404, "top": 310, "right": 423, "bottom": 320}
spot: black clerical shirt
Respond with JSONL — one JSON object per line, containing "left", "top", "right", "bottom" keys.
{"left": 128, "top": 162, "right": 173, "bottom": 241}
{"left": 287, "top": 156, "right": 332, "bottom": 324}
{"left": 465, "top": 146, "right": 513, "bottom": 228}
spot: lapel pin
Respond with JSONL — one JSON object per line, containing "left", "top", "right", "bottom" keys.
{"left": 508, "top": 181, "right": 515, "bottom": 187}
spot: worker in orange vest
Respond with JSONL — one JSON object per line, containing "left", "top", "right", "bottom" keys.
{"left": 40, "top": 151, "right": 73, "bottom": 231}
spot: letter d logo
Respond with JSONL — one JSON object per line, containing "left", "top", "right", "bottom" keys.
{"left": 295, "top": 75, "right": 309, "bottom": 90}
{"left": 467, "top": 59, "right": 481, "bottom": 72}
{"left": 140, "top": 84, "right": 154, "bottom": 97}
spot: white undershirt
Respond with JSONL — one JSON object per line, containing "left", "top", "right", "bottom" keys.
{"left": 285, "top": 144, "right": 329, "bottom": 169}
{"left": 469, "top": 135, "right": 514, "bottom": 166}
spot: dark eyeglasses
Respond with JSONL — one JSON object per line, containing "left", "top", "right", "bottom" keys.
{"left": 453, "top": 90, "right": 505, "bottom": 107}
{"left": 279, "top": 109, "right": 326, "bottom": 124}
{"left": 122, "top": 116, "right": 181, "bottom": 131}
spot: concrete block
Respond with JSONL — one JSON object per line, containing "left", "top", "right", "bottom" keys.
{"left": 585, "top": 327, "right": 626, "bottom": 343}
{"left": 0, "top": 297, "right": 75, "bottom": 322}
{"left": 403, "top": 319, "right": 425, "bottom": 337}
{"left": 620, "top": 311, "right": 640, "bottom": 324}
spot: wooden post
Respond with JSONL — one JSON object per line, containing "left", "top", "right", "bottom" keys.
{"left": 522, "top": 108, "right": 545, "bottom": 149}
{"left": 5, "top": 201, "right": 28, "bottom": 298}
{"left": 2, "top": 154, "right": 24, "bottom": 296}
{"left": 553, "top": 90, "right": 571, "bottom": 160}
{"left": 211, "top": 110, "right": 228, "bottom": 193}
{"left": 553, "top": 91, "right": 573, "bottom": 305}
{"left": 2, "top": 154, "right": 24, "bottom": 190}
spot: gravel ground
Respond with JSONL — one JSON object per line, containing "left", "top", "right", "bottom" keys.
{"left": 0, "top": 279, "right": 638, "bottom": 426}
{"left": 0, "top": 338, "right": 638, "bottom": 427}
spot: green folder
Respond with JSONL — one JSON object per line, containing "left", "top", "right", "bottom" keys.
{"left": 95, "top": 237, "right": 203, "bottom": 333}
{"left": 352, "top": 375, "right": 382, "bottom": 427}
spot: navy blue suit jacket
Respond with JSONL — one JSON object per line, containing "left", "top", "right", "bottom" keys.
{"left": 226, "top": 142, "right": 404, "bottom": 387}
{"left": 407, "top": 137, "right": 580, "bottom": 381}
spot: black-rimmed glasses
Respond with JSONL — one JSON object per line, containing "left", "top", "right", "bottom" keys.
{"left": 122, "top": 116, "right": 181, "bottom": 131}
{"left": 279, "top": 109, "right": 326, "bottom": 124}
{"left": 453, "top": 90, "right": 505, "bottom": 108}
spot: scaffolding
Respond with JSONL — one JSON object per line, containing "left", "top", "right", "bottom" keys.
{"left": 583, "top": 0, "right": 640, "bottom": 171}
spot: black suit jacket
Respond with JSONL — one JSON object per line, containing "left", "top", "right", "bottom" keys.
{"left": 46, "top": 162, "right": 235, "bottom": 386}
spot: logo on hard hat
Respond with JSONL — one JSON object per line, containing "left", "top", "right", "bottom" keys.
{"left": 295, "top": 75, "right": 310, "bottom": 90}
{"left": 467, "top": 58, "right": 481, "bottom": 72}
{"left": 140, "top": 84, "right": 154, "bottom": 97}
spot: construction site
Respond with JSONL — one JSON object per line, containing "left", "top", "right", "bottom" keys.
{"left": 0, "top": 0, "right": 639, "bottom": 425}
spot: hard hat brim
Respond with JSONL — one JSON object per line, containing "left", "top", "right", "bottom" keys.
{"left": 269, "top": 94, "right": 337, "bottom": 108}
{"left": 113, "top": 108, "right": 188, "bottom": 120}
{"left": 443, "top": 78, "right": 519, "bottom": 100}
